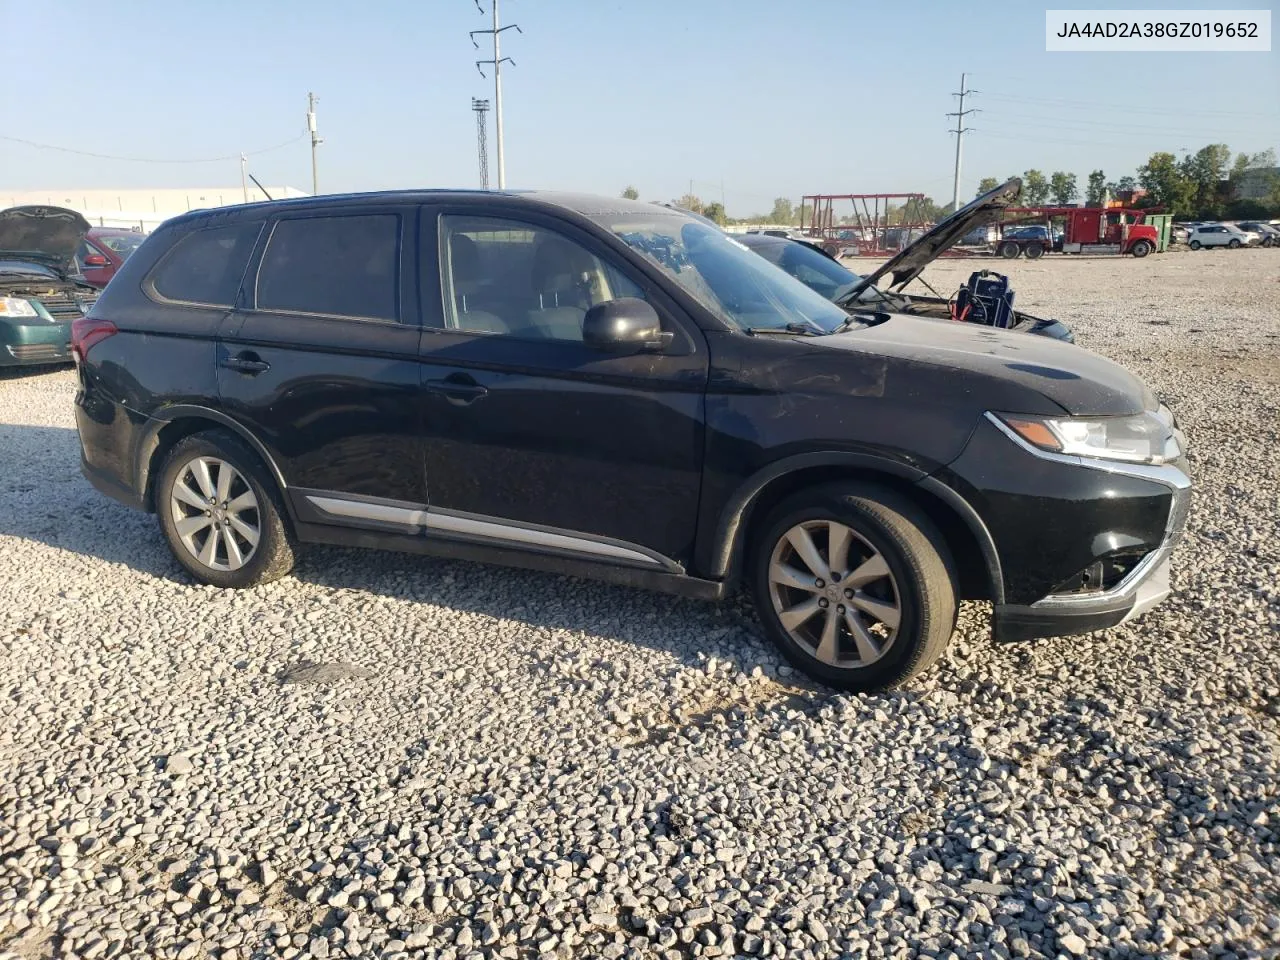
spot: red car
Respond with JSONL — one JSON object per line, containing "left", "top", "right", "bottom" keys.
{"left": 76, "top": 227, "right": 148, "bottom": 288}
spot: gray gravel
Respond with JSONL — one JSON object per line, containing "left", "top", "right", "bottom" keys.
{"left": 1, "top": 248, "right": 1278, "bottom": 960}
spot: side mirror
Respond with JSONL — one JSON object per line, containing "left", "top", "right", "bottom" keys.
{"left": 581, "top": 298, "right": 672, "bottom": 352}
{"left": 83, "top": 254, "right": 109, "bottom": 267}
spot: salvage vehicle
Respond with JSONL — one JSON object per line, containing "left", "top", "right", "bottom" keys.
{"left": 74, "top": 184, "right": 1190, "bottom": 691}
{"left": 737, "top": 195, "right": 1074, "bottom": 342}
{"left": 996, "top": 224, "right": 1052, "bottom": 260}
{"left": 1187, "top": 223, "right": 1259, "bottom": 249}
{"left": 0, "top": 206, "right": 98, "bottom": 367}
{"left": 1233, "top": 221, "right": 1278, "bottom": 247}
{"left": 78, "top": 227, "right": 148, "bottom": 288}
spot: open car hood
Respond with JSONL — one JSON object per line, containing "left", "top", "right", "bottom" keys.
{"left": 0, "top": 206, "right": 92, "bottom": 277}
{"left": 837, "top": 178, "right": 1022, "bottom": 304}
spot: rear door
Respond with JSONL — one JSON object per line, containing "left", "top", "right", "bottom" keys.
{"left": 218, "top": 205, "right": 427, "bottom": 523}
{"left": 413, "top": 202, "right": 709, "bottom": 568}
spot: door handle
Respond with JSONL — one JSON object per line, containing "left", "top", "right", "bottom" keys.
{"left": 425, "top": 376, "right": 488, "bottom": 405}
{"left": 220, "top": 351, "right": 271, "bottom": 375}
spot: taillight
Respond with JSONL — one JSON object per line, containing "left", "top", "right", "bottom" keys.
{"left": 71, "top": 317, "right": 118, "bottom": 364}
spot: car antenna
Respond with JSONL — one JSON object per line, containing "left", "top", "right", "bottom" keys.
{"left": 247, "top": 174, "right": 274, "bottom": 201}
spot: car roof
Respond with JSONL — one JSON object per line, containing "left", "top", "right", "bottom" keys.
{"left": 161, "top": 189, "right": 681, "bottom": 230}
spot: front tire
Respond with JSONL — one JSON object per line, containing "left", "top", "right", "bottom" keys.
{"left": 1228, "top": 238, "right": 1241, "bottom": 248}
{"left": 750, "top": 484, "right": 957, "bottom": 691}
{"left": 156, "top": 430, "right": 296, "bottom": 588}
{"left": 1130, "top": 239, "right": 1153, "bottom": 258}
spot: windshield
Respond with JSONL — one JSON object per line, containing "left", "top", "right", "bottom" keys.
{"left": 96, "top": 233, "right": 146, "bottom": 257}
{"left": 601, "top": 215, "right": 851, "bottom": 333}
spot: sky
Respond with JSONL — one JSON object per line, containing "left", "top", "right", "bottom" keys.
{"left": 4, "top": 0, "right": 1278, "bottom": 217}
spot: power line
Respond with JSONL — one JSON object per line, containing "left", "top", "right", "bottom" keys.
{"left": 0, "top": 132, "right": 307, "bottom": 164}
{"left": 980, "top": 110, "right": 1267, "bottom": 138}
{"left": 978, "top": 90, "right": 1273, "bottom": 119}
{"left": 947, "top": 72, "right": 979, "bottom": 211}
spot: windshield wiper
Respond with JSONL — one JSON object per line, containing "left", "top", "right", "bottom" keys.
{"left": 744, "top": 321, "right": 823, "bottom": 337}
{"left": 831, "top": 310, "right": 891, "bottom": 335}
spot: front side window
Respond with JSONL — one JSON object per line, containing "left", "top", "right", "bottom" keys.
{"left": 598, "top": 213, "right": 850, "bottom": 333}
{"left": 149, "top": 222, "right": 262, "bottom": 306}
{"left": 440, "top": 215, "right": 644, "bottom": 341}
{"left": 257, "top": 214, "right": 399, "bottom": 321}
{"left": 97, "top": 233, "right": 146, "bottom": 258}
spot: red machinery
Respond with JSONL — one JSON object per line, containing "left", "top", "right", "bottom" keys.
{"left": 1003, "top": 206, "right": 1160, "bottom": 258}
{"left": 799, "top": 193, "right": 932, "bottom": 257}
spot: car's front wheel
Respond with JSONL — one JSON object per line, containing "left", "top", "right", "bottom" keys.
{"left": 1130, "top": 239, "right": 1154, "bottom": 258}
{"left": 156, "top": 430, "right": 296, "bottom": 588}
{"left": 1228, "top": 238, "right": 1242, "bottom": 248}
{"left": 750, "top": 484, "right": 956, "bottom": 691}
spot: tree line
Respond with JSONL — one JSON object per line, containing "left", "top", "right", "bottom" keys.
{"left": 620, "top": 142, "right": 1280, "bottom": 227}
{"left": 975, "top": 144, "right": 1279, "bottom": 219}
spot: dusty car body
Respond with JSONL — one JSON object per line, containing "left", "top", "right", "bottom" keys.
{"left": 0, "top": 206, "right": 98, "bottom": 367}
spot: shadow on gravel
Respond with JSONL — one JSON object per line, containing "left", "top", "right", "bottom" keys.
{"left": 0, "top": 423, "right": 753, "bottom": 669}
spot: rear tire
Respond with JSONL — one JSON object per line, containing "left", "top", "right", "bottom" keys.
{"left": 1024, "top": 242, "right": 1045, "bottom": 260}
{"left": 1130, "top": 239, "right": 1153, "bottom": 258}
{"left": 156, "top": 430, "right": 296, "bottom": 589}
{"left": 997, "top": 241, "right": 1021, "bottom": 259}
{"left": 1189, "top": 240, "right": 1202, "bottom": 250}
{"left": 750, "top": 483, "right": 957, "bottom": 692}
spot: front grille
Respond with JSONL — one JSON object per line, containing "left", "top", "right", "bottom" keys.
{"left": 34, "top": 294, "right": 86, "bottom": 320}
{"left": 7, "top": 343, "right": 69, "bottom": 361}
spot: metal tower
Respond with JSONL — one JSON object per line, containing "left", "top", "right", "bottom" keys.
{"left": 472, "top": 98, "right": 490, "bottom": 190}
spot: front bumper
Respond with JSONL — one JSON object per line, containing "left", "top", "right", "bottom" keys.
{"left": 0, "top": 320, "right": 73, "bottom": 366}
{"left": 987, "top": 416, "right": 1192, "bottom": 642}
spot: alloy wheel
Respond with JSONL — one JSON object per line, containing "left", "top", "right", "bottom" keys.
{"left": 169, "top": 456, "right": 261, "bottom": 572}
{"left": 767, "top": 520, "right": 901, "bottom": 668}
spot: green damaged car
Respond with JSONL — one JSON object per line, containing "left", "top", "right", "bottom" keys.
{"left": 0, "top": 206, "right": 99, "bottom": 368}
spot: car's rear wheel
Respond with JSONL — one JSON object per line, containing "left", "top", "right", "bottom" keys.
{"left": 750, "top": 484, "right": 956, "bottom": 691}
{"left": 1130, "top": 239, "right": 1154, "bottom": 258}
{"left": 1189, "top": 240, "right": 1202, "bottom": 250}
{"left": 156, "top": 430, "right": 296, "bottom": 589}
{"left": 1228, "top": 238, "right": 1241, "bottom": 248}
{"left": 1024, "top": 242, "right": 1045, "bottom": 259}
{"left": 997, "top": 241, "right": 1021, "bottom": 259}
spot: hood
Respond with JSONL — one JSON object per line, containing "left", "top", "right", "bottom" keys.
{"left": 0, "top": 206, "right": 92, "bottom": 277}
{"left": 837, "top": 178, "right": 1022, "bottom": 305}
{"left": 823, "top": 313, "right": 1151, "bottom": 416}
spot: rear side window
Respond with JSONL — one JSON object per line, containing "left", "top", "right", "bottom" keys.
{"left": 256, "top": 214, "right": 399, "bottom": 321}
{"left": 150, "top": 222, "right": 262, "bottom": 306}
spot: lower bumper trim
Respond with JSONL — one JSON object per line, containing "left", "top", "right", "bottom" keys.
{"left": 993, "top": 555, "right": 1173, "bottom": 642}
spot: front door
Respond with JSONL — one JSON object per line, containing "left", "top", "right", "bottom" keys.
{"left": 415, "top": 207, "right": 708, "bottom": 568}
{"left": 218, "top": 207, "right": 427, "bottom": 521}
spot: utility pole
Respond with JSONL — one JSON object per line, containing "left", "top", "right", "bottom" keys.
{"left": 240, "top": 153, "right": 248, "bottom": 203}
{"left": 946, "top": 73, "right": 979, "bottom": 212}
{"left": 471, "top": 0, "right": 521, "bottom": 189}
{"left": 307, "top": 92, "right": 322, "bottom": 195}
{"left": 472, "top": 98, "right": 491, "bottom": 189}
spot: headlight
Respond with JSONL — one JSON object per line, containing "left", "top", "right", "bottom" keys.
{"left": 996, "top": 409, "right": 1181, "bottom": 464}
{"left": 0, "top": 297, "right": 39, "bottom": 318}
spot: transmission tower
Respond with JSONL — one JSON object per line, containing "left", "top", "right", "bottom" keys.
{"left": 472, "top": 98, "right": 490, "bottom": 189}
{"left": 471, "top": 0, "right": 521, "bottom": 189}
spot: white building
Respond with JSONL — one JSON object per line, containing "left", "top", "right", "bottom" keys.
{"left": 1, "top": 186, "right": 309, "bottom": 232}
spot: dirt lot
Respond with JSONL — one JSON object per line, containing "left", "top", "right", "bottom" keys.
{"left": 1, "top": 249, "right": 1278, "bottom": 960}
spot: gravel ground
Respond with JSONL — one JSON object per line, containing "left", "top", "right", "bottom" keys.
{"left": 0, "top": 249, "right": 1277, "bottom": 960}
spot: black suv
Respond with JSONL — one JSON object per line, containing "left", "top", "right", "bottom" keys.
{"left": 73, "top": 185, "right": 1191, "bottom": 691}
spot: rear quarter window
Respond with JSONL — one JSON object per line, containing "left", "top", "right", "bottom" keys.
{"left": 148, "top": 222, "right": 263, "bottom": 307}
